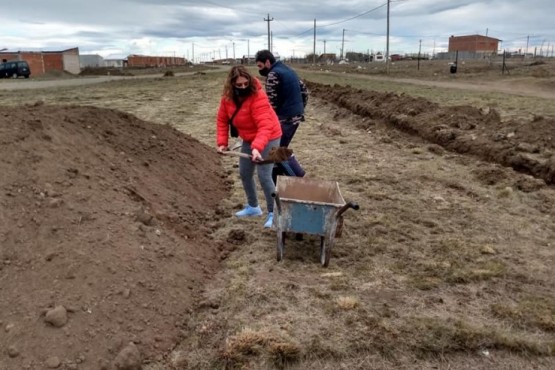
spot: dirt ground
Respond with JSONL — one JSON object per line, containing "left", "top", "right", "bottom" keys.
{"left": 0, "top": 60, "right": 554, "bottom": 370}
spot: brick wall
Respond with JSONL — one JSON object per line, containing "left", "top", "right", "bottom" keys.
{"left": 448, "top": 35, "right": 499, "bottom": 53}
{"left": 42, "top": 54, "right": 64, "bottom": 73}
{"left": 1, "top": 48, "right": 80, "bottom": 76}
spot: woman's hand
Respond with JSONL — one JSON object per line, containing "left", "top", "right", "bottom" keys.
{"left": 217, "top": 145, "right": 228, "bottom": 153}
{"left": 251, "top": 148, "right": 263, "bottom": 161}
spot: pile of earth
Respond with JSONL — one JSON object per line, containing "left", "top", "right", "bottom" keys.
{"left": 307, "top": 81, "right": 555, "bottom": 186}
{"left": 79, "top": 67, "right": 134, "bottom": 77}
{"left": 0, "top": 103, "right": 232, "bottom": 369}
{"left": 78, "top": 65, "right": 212, "bottom": 78}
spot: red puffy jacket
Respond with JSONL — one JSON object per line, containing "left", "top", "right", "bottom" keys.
{"left": 216, "top": 78, "right": 282, "bottom": 152}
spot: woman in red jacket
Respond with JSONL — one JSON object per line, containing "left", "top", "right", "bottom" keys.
{"left": 216, "top": 66, "right": 282, "bottom": 228}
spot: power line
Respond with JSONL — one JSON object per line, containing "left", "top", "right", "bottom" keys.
{"left": 291, "top": 1, "right": 390, "bottom": 38}
{"left": 319, "top": 2, "right": 388, "bottom": 28}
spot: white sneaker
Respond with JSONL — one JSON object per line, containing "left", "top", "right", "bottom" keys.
{"left": 263, "top": 212, "right": 274, "bottom": 228}
{"left": 235, "top": 205, "right": 262, "bottom": 218}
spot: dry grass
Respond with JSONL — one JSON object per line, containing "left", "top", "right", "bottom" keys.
{"left": 2, "top": 66, "right": 554, "bottom": 370}
{"left": 221, "top": 327, "right": 301, "bottom": 369}
{"left": 405, "top": 317, "right": 554, "bottom": 356}
{"left": 336, "top": 296, "right": 360, "bottom": 310}
{"left": 491, "top": 296, "right": 555, "bottom": 332}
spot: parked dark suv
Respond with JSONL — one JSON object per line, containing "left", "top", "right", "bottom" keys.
{"left": 0, "top": 60, "right": 31, "bottom": 78}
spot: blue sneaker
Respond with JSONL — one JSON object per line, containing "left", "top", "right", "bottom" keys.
{"left": 263, "top": 212, "right": 274, "bottom": 228}
{"left": 235, "top": 205, "right": 262, "bottom": 218}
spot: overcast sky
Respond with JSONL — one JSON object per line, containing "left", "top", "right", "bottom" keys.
{"left": 1, "top": 0, "right": 553, "bottom": 61}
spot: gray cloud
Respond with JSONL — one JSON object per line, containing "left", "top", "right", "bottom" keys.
{"left": 1, "top": 0, "right": 553, "bottom": 58}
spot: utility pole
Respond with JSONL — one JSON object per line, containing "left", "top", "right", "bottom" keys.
{"left": 322, "top": 40, "right": 327, "bottom": 54}
{"left": 313, "top": 18, "right": 316, "bottom": 65}
{"left": 233, "top": 42, "right": 236, "bottom": 61}
{"left": 192, "top": 43, "right": 195, "bottom": 64}
{"left": 247, "top": 39, "right": 250, "bottom": 63}
{"left": 264, "top": 14, "right": 274, "bottom": 51}
{"left": 418, "top": 40, "right": 422, "bottom": 71}
{"left": 341, "top": 29, "right": 346, "bottom": 60}
{"left": 386, "top": 0, "right": 390, "bottom": 74}
{"left": 526, "top": 35, "right": 529, "bottom": 55}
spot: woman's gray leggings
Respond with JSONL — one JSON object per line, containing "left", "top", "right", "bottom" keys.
{"left": 239, "top": 138, "right": 280, "bottom": 213}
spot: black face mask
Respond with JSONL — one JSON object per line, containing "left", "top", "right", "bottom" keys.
{"left": 233, "top": 87, "right": 250, "bottom": 97}
{"left": 258, "top": 67, "right": 270, "bottom": 77}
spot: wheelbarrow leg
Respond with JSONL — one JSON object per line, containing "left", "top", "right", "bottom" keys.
{"left": 273, "top": 192, "right": 285, "bottom": 262}
{"left": 277, "top": 230, "right": 286, "bottom": 262}
{"left": 319, "top": 233, "right": 335, "bottom": 267}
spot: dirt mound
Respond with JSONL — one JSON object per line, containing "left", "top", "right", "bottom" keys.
{"left": 307, "top": 81, "right": 555, "bottom": 185}
{"left": 0, "top": 104, "right": 231, "bottom": 369}
{"left": 79, "top": 67, "right": 134, "bottom": 76}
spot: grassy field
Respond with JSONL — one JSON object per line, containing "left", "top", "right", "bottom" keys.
{"left": 1, "top": 63, "right": 554, "bottom": 369}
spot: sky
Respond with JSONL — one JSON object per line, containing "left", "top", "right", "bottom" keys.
{"left": 1, "top": 0, "right": 554, "bottom": 62}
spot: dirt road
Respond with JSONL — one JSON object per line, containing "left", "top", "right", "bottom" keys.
{"left": 0, "top": 68, "right": 222, "bottom": 90}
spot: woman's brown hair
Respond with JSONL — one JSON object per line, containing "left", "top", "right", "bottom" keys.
{"left": 223, "top": 65, "right": 257, "bottom": 100}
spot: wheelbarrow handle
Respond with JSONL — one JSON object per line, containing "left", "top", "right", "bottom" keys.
{"left": 336, "top": 201, "right": 359, "bottom": 219}
{"left": 271, "top": 192, "right": 282, "bottom": 215}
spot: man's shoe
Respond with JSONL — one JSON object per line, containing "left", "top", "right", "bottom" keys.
{"left": 235, "top": 205, "right": 262, "bottom": 217}
{"left": 264, "top": 212, "right": 274, "bottom": 228}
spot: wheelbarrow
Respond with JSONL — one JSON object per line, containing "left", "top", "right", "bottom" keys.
{"left": 272, "top": 176, "right": 359, "bottom": 267}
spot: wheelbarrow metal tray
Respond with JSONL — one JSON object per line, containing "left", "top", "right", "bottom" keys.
{"left": 276, "top": 176, "right": 345, "bottom": 236}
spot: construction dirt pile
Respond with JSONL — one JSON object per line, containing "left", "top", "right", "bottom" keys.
{"left": 307, "top": 81, "right": 555, "bottom": 186}
{"left": 0, "top": 103, "right": 231, "bottom": 369}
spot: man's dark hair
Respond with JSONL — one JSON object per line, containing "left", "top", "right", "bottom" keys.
{"left": 255, "top": 50, "right": 276, "bottom": 64}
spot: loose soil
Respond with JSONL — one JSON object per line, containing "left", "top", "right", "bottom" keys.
{"left": 0, "top": 104, "right": 230, "bottom": 369}
{"left": 0, "top": 61, "right": 553, "bottom": 370}
{"left": 306, "top": 81, "right": 555, "bottom": 185}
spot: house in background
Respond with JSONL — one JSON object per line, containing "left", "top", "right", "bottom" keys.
{"left": 80, "top": 54, "right": 104, "bottom": 68}
{"left": 319, "top": 53, "right": 337, "bottom": 64}
{"left": 104, "top": 58, "right": 125, "bottom": 68}
{"left": 448, "top": 34, "right": 500, "bottom": 53}
{"left": 434, "top": 34, "right": 501, "bottom": 60}
{"left": 79, "top": 54, "right": 127, "bottom": 68}
{"left": 126, "top": 54, "right": 187, "bottom": 67}
{"left": 0, "top": 47, "right": 80, "bottom": 76}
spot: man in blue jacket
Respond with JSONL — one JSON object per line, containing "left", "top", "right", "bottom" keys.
{"left": 255, "top": 50, "right": 308, "bottom": 180}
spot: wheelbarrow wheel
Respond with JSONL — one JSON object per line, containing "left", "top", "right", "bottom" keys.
{"left": 320, "top": 236, "right": 332, "bottom": 267}
{"left": 276, "top": 231, "right": 285, "bottom": 262}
